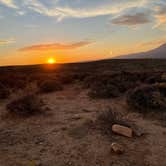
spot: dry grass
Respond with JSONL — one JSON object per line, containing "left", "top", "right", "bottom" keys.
{"left": 38, "top": 80, "right": 63, "bottom": 93}
{"left": 156, "top": 82, "right": 166, "bottom": 97}
{"left": 0, "top": 83, "right": 10, "bottom": 99}
{"left": 85, "top": 72, "right": 144, "bottom": 99}
{"left": 6, "top": 94, "right": 44, "bottom": 117}
{"left": 127, "top": 84, "right": 166, "bottom": 112}
{"left": 88, "top": 81, "right": 121, "bottom": 99}
{"left": 96, "top": 108, "right": 126, "bottom": 134}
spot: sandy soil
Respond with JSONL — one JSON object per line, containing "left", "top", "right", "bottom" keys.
{"left": 0, "top": 84, "right": 166, "bottom": 166}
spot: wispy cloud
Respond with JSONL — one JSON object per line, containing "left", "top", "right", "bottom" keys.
{"left": 139, "top": 36, "right": 166, "bottom": 47}
{"left": 0, "top": 0, "right": 165, "bottom": 28}
{"left": 1, "top": 0, "right": 147, "bottom": 21}
{"left": 0, "top": 38, "right": 15, "bottom": 46}
{"left": 0, "top": 0, "right": 17, "bottom": 9}
{"left": 24, "top": 0, "right": 148, "bottom": 20}
{"left": 19, "top": 41, "right": 93, "bottom": 51}
{"left": 111, "top": 12, "right": 151, "bottom": 26}
{"left": 154, "top": 4, "right": 166, "bottom": 27}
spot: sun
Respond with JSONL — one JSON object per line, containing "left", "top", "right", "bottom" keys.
{"left": 47, "top": 58, "right": 56, "bottom": 64}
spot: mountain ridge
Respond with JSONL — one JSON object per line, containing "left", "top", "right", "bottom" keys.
{"left": 114, "top": 43, "right": 166, "bottom": 59}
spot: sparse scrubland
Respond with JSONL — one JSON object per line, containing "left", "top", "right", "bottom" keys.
{"left": 0, "top": 83, "right": 10, "bottom": 99}
{"left": 6, "top": 94, "right": 44, "bottom": 117}
{"left": 127, "top": 84, "right": 166, "bottom": 112}
{"left": 0, "top": 59, "right": 166, "bottom": 166}
{"left": 38, "top": 80, "right": 63, "bottom": 93}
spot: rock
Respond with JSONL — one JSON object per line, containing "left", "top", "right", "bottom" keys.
{"left": 112, "top": 124, "right": 133, "bottom": 138}
{"left": 157, "top": 82, "right": 166, "bottom": 88}
{"left": 161, "top": 73, "right": 166, "bottom": 81}
{"left": 132, "top": 126, "right": 145, "bottom": 137}
{"left": 134, "top": 129, "right": 144, "bottom": 137}
{"left": 82, "top": 109, "right": 92, "bottom": 113}
{"left": 71, "top": 114, "right": 82, "bottom": 120}
{"left": 111, "top": 142, "right": 124, "bottom": 154}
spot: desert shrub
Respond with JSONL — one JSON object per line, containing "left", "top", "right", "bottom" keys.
{"left": 6, "top": 94, "right": 44, "bottom": 116}
{"left": 55, "top": 73, "right": 76, "bottom": 84}
{"left": 86, "top": 72, "right": 142, "bottom": 99}
{"left": 96, "top": 108, "right": 125, "bottom": 134}
{"left": 88, "top": 82, "right": 120, "bottom": 98}
{"left": 71, "top": 73, "right": 90, "bottom": 82}
{"left": 110, "top": 72, "right": 141, "bottom": 93}
{"left": 0, "top": 74, "right": 28, "bottom": 90}
{"left": 0, "top": 83, "right": 10, "bottom": 99}
{"left": 127, "top": 85, "right": 166, "bottom": 112}
{"left": 161, "top": 73, "right": 166, "bottom": 82}
{"left": 59, "top": 75, "right": 74, "bottom": 84}
{"left": 57, "top": 73, "right": 89, "bottom": 84}
{"left": 82, "top": 75, "right": 93, "bottom": 89}
{"left": 155, "top": 83, "right": 166, "bottom": 97}
{"left": 38, "top": 80, "right": 63, "bottom": 93}
{"left": 145, "top": 73, "right": 162, "bottom": 84}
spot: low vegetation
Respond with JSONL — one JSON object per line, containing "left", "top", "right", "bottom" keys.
{"left": 127, "top": 84, "right": 166, "bottom": 112}
{"left": 38, "top": 80, "right": 63, "bottom": 93}
{"left": 6, "top": 94, "right": 44, "bottom": 116}
{"left": 88, "top": 81, "right": 121, "bottom": 98}
{"left": 96, "top": 108, "right": 125, "bottom": 134}
{"left": 0, "top": 83, "right": 10, "bottom": 99}
{"left": 84, "top": 71, "right": 166, "bottom": 102}
{"left": 156, "top": 83, "right": 166, "bottom": 97}
{"left": 86, "top": 72, "right": 142, "bottom": 99}
{"left": 0, "top": 61, "right": 165, "bottom": 114}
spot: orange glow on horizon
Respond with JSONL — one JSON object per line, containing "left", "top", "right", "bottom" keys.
{"left": 47, "top": 58, "right": 56, "bottom": 64}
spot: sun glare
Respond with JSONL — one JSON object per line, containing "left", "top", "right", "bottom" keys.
{"left": 47, "top": 58, "right": 56, "bottom": 64}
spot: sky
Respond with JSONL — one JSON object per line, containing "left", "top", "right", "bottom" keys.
{"left": 0, "top": 0, "right": 166, "bottom": 66}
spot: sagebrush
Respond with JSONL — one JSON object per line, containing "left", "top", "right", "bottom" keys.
{"left": 6, "top": 94, "right": 44, "bottom": 116}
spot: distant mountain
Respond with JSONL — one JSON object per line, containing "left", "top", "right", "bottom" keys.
{"left": 114, "top": 43, "right": 166, "bottom": 59}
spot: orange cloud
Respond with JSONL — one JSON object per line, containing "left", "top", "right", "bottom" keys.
{"left": 154, "top": 4, "right": 166, "bottom": 27}
{"left": 155, "top": 14, "right": 166, "bottom": 27}
{"left": 19, "top": 41, "right": 92, "bottom": 52}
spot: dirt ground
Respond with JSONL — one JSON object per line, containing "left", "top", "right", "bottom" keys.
{"left": 0, "top": 84, "right": 166, "bottom": 166}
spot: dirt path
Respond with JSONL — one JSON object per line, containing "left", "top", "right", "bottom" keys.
{"left": 0, "top": 85, "right": 166, "bottom": 166}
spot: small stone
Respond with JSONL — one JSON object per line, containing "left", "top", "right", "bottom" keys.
{"left": 82, "top": 109, "right": 92, "bottom": 113}
{"left": 61, "top": 126, "right": 67, "bottom": 131}
{"left": 112, "top": 124, "right": 133, "bottom": 138}
{"left": 161, "top": 73, "right": 166, "bottom": 81}
{"left": 133, "top": 127, "right": 145, "bottom": 137}
{"left": 71, "top": 114, "right": 82, "bottom": 120}
{"left": 111, "top": 142, "right": 124, "bottom": 154}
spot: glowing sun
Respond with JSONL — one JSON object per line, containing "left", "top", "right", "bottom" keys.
{"left": 47, "top": 58, "right": 56, "bottom": 64}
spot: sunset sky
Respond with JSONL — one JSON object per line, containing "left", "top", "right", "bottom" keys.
{"left": 0, "top": 0, "right": 166, "bottom": 66}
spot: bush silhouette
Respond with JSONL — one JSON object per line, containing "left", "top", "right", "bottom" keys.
{"left": 96, "top": 108, "right": 125, "bottom": 134}
{"left": 7, "top": 94, "right": 44, "bottom": 116}
{"left": 0, "top": 83, "right": 10, "bottom": 99}
{"left": 38, "top": 80, "right": 63, "bottom": 93}
{"left": 127, "top": 85, "right": 166, "bottom": 112}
